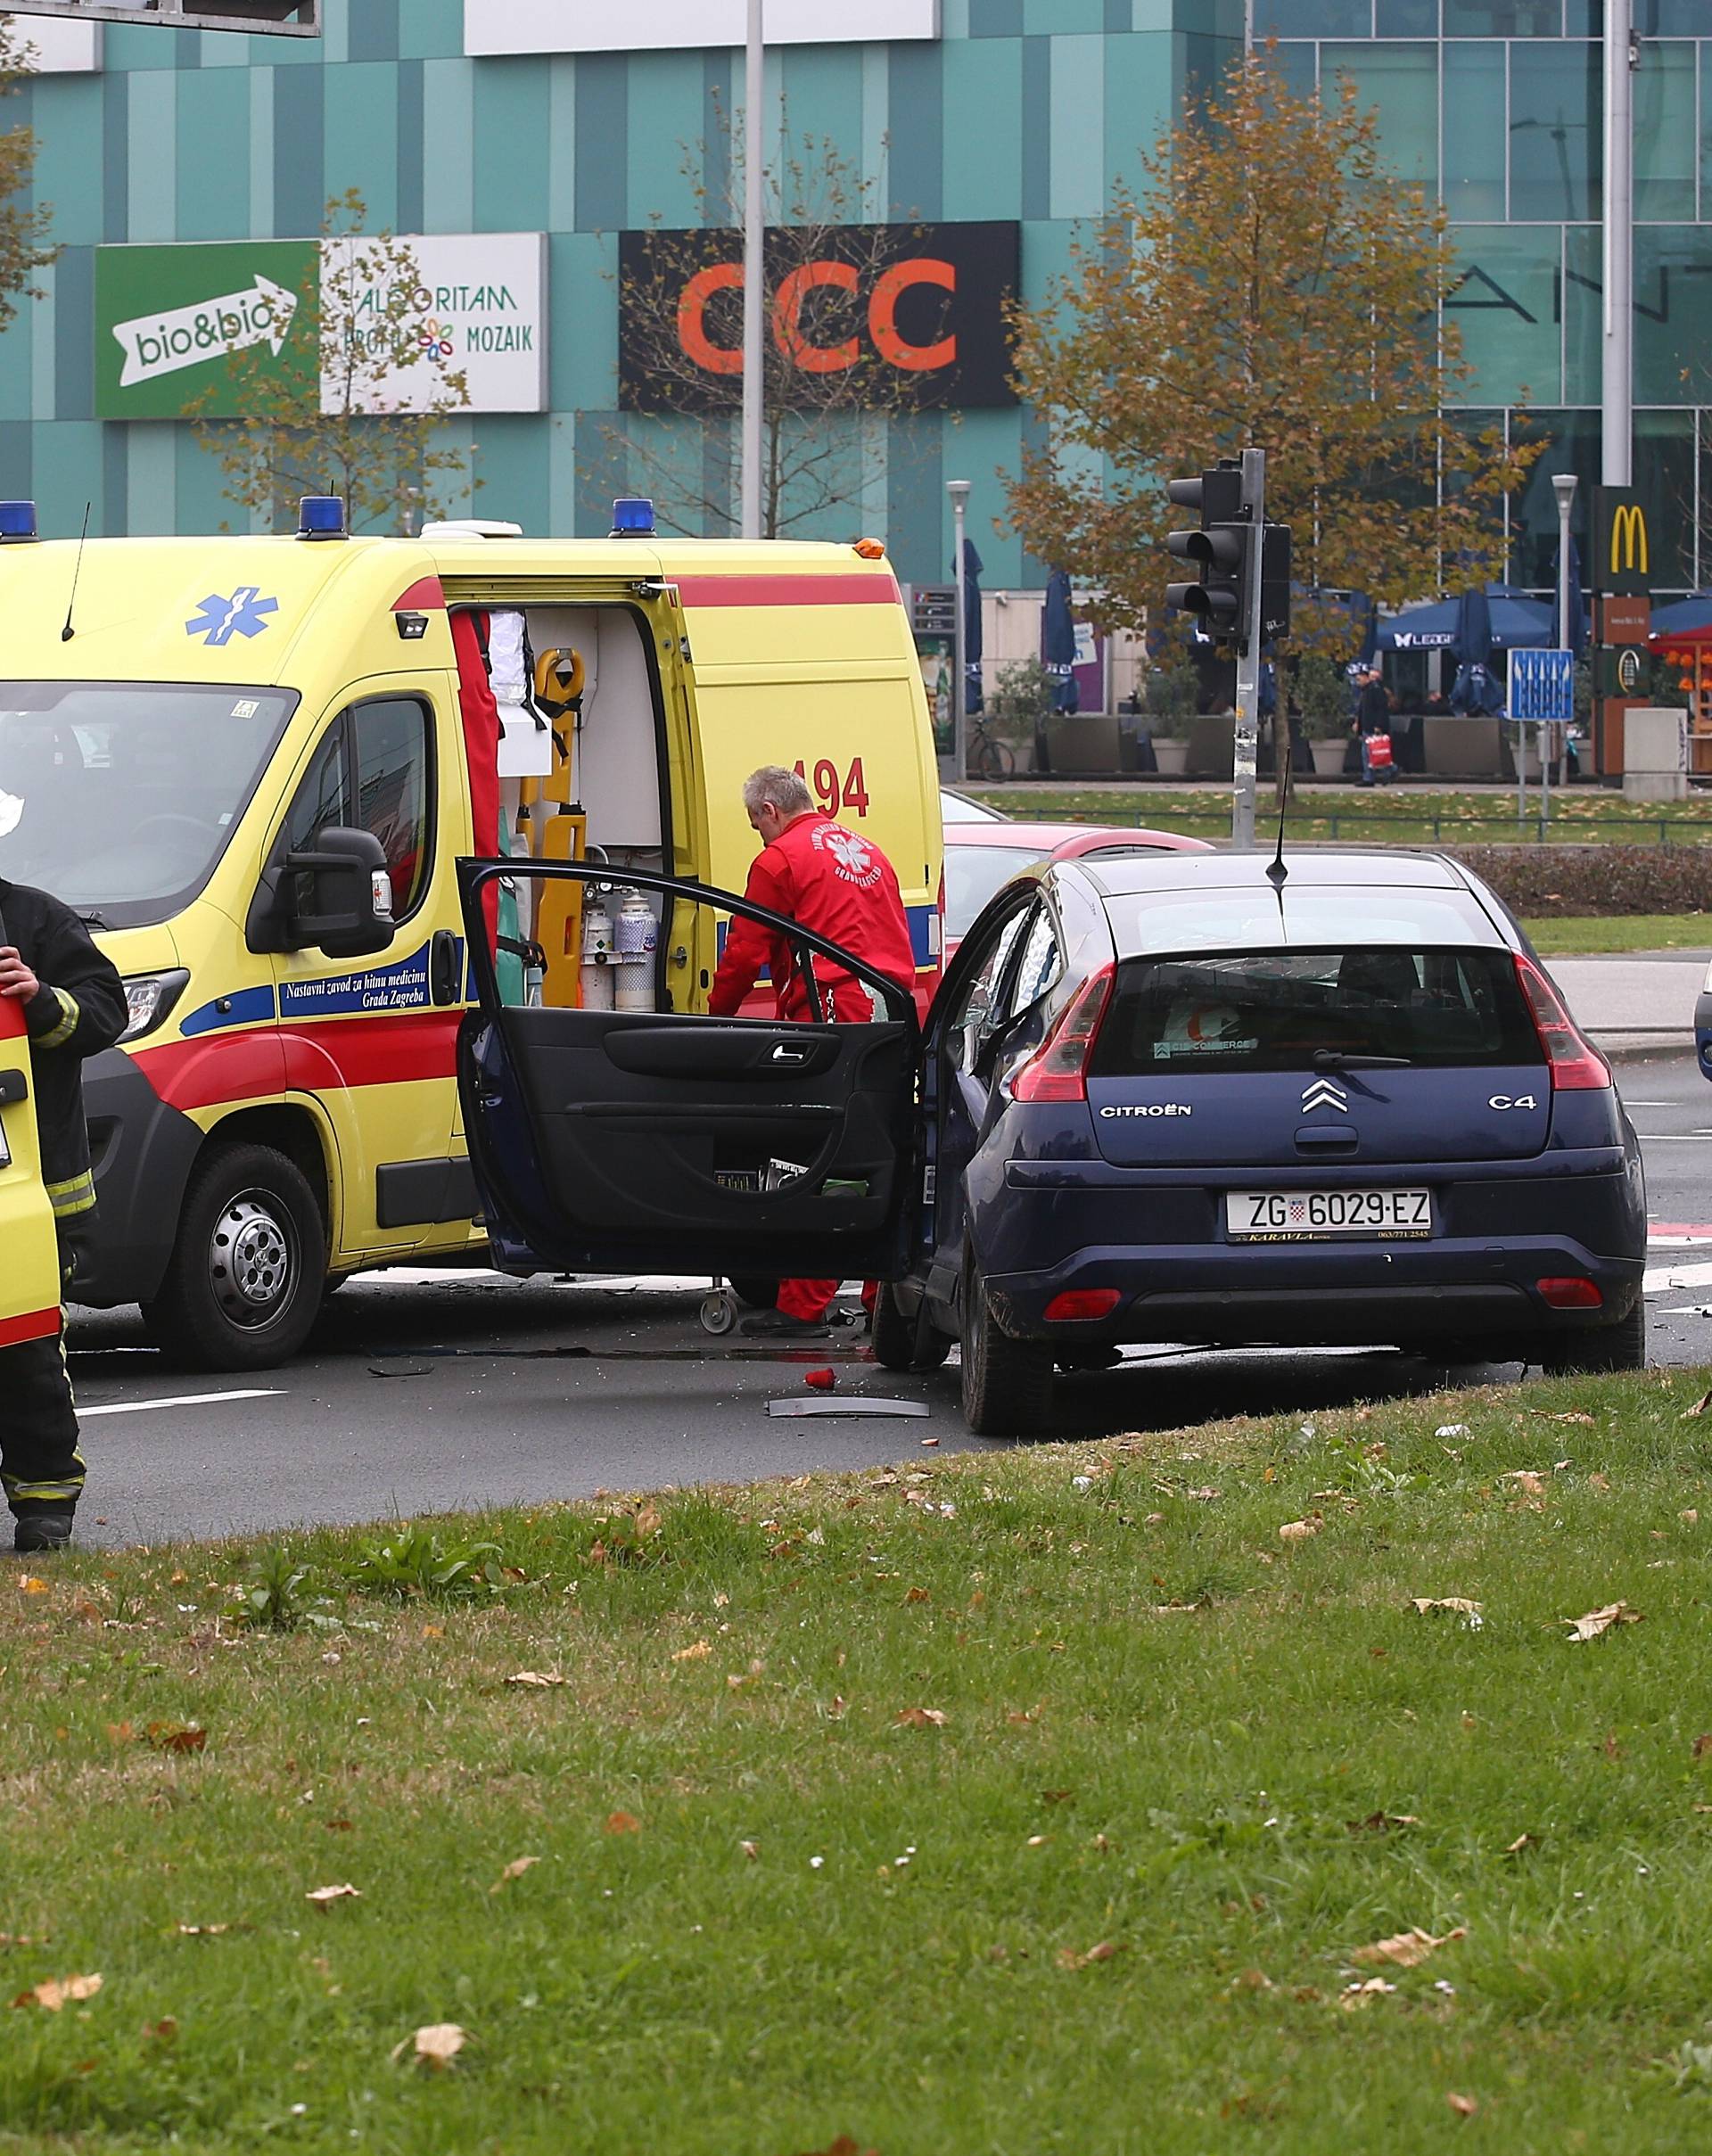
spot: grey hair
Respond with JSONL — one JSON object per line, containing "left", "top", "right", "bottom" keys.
{"left": 742, "top": 764, "right": 813, "bottom": 818}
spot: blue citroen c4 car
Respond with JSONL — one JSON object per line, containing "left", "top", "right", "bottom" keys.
{"left": 455, "top": 848, "right": 1646, "bottom": 1439}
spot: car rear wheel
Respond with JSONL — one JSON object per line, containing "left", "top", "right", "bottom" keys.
{"left": 960, "top": 1266, "right": 1053, "bottom": 1437}
{"left": 870, "top": 1281, "right": 953, "bottom": 1373}
{"left": 142, "top": 1141, "right": 326, "bottom": 1372}
{"left": 1535, "top": 1300, "right": 1646, "bottom": 1376}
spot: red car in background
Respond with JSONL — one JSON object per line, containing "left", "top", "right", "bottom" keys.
{"left": 943, "top": 819, "right": 1215, "bottom": 958}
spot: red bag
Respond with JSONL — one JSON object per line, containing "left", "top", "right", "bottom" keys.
{"left": 1365, "top": 732, "right": 1394, "bottom": 770}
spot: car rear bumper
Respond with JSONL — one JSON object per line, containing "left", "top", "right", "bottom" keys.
{"left": 984, "top": 1237, "right": 1643, "bottom": 1345}
{"left": 968, "top": 1156, "right": 1646, "bottom": 1347}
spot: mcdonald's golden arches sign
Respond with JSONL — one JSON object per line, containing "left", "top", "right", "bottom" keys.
{"left": 1593, "top": 486, "right": 1650, "bottom": 597}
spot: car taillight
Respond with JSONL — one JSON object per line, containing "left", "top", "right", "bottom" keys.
{"left": 1043, "top": 1288, "right": 1121, "bottom": 1321}
{"left": 1537, "top": 1276, "right": 1603, "bottom": 1310}
{"left": 1012, "top": 965, "right": 1115, "bottom": 1104}
{"left": 1513, "top": 953, "right": 1611, "bottom": 1091}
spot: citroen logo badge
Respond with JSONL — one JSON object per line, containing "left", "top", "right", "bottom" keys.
{"left": 1301, "top": 1078, "right": 1348, "bottom": 1114}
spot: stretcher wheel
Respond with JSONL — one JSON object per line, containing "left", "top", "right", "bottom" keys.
{"left": 699, "top": 1291, "right": 737, "bottom": 1337}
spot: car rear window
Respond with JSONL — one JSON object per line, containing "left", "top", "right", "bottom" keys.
{"left": 1089, "top": 948, "right": 1544, "bottom": 1074}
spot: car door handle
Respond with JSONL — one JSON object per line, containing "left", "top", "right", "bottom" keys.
{"left": 769, "top": 1041, "right": 812, "bottom": 1065}
{"left": 430, "top": 929, "right": 462, "bottom": 1007}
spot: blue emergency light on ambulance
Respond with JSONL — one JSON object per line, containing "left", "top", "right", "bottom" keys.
{"left": 610, "top": 497, "right": 656, "bottom": 538}
{"left": 297, "top": 495, "right": 349, "bottom": 541}
{"left": 0, "top": 500, "right": 38, "bottom": 544}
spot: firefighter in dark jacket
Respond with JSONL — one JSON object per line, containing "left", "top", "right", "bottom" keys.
{"left": 0, "top": 878, "right": 128, "bottom": 1552}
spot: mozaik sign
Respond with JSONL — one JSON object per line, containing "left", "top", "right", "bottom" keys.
{"left": 94, "top": 235, "right": 548, "bottom": 420}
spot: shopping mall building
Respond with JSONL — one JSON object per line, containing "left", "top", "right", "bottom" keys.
{"left": 3, "top": 0, "right": 1708, "bottom": 609}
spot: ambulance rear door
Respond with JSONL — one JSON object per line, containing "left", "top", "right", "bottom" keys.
{"left": 0, "top": 994, "right": 62, "bottom": 1345}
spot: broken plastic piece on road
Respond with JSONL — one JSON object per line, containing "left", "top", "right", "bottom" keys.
{"left": 804, "top": 1369, "right": 836, "bottom": 1391}
{"left": 767, "top": 1397, "right": 931, "bottom": 1420}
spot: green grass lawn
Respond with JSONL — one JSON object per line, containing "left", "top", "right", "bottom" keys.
{"left": 9, "top": 1367, "right": 1712, "bottom": 2151}
{"left": 965, "top": 784, "right": 1712, "bottom": 848}
{"left": 1523, "top": 915, "right": 1712, "bottom": 955}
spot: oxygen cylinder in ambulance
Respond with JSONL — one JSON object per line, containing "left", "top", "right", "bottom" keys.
{"left": 580, "top": 894, "right": 613, "bottom": 1010}
{"left": 613, "top": 887, "right": 658, "bottom": 1013}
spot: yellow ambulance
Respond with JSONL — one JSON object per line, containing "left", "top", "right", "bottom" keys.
{"left": 0, "top": 495, "right": 942, "bottom": 1370}
{"left": 0, "top": 991, "right": 62, "bottom": 1354}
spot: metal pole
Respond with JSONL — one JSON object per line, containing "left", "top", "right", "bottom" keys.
{"left": 1231, "top": 447, "right": 1265, "bottom": 852}
{"left": 740, "top": 0, "right": 765, "bottom": 540}
{"left": 949, "top": 481, "right": 970, "bottom": 783}
{"left": 1602, "top": 0, "right": 1634, "bottom": 488}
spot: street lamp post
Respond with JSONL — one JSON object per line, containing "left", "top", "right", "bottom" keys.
{"left": 740, "top": 0, "right": 764, "bottom": 541}
{"left": 948, "top": 479, "right": 970, "bottom": 782}
{"left": 1551, "top": 471, "right": 1578, "bottom": 813}
{"left": 1602, "top": 0, "right": 1634, "bottom": 489}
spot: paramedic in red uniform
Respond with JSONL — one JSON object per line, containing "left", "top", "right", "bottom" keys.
{"left": 707, "top": 765, "right": 915, "bottom": 1338}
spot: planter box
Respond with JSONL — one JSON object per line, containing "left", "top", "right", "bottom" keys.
{"left": 1151, "top": 740, "right": 1189, "bottom": 777}
{"left": 1309, "top": 738, "right": 1350, "bottom": 777}
{"left": 1041, "top": 712, "right": 1122, "bottom": 773}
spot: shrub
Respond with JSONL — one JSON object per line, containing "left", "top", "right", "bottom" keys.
{"left": 1445, "top": 843, "right": 1712, "bottom": 917}
{"left": 1294, "top": 654, "right": 1353, "bottom": 741}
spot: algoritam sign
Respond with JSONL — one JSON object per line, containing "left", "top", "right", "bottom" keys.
{"left": 94, "top": 235, "right": 547, "bottom": 420}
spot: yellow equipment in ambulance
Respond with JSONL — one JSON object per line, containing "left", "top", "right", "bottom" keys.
{"left": 0, "top": 494, "right": 942, "bottom": 1371}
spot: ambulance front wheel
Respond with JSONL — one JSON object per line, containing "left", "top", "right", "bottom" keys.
{"left": 142, "top": 1141, "right": 326, "bottom": 1372}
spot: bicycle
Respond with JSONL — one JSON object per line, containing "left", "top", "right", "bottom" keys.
{"left": 964, "top": 714, "right": 1017, "bottom": 779}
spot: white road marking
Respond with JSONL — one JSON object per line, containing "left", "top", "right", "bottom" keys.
{"left": 78, "top": 1389, "right": 284, "bottom": 1420}
{"left": 1636, "top": 1133, "right": 1712, "bottom": 1141}
{"left": 1643, "top": 1260, "right": 1712, "bottom": 1296}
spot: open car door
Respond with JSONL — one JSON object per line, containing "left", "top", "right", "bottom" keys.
{"left": 0, "top": 992, "right": 62, "bottom": 1350}
{"left": 455, "top": 860, "right": 921, "bottom": 1282}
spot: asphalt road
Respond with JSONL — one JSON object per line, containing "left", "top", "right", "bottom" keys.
{"left": 60, "top": 1046, "right": 1712, "bottom": 1551}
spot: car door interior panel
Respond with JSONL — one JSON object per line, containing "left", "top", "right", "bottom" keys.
{"left": 456, "top": 859, "right": 922, "bottom": 1280}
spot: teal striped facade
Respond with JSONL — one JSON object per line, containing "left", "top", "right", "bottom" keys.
{"left": 4, "top": 0, "right": 1238, "bottom": 592}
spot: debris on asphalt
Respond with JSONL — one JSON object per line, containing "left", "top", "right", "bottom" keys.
{"left": 766, "top": 1397, "right": 930, "bottom": 1419}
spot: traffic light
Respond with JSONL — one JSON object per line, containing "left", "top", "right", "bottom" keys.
{"left": 1164, "top": 460, "right": 1249, "bottom": 639}
{"left": 1260, "top": 522, "right": 1291, "bottom": 643}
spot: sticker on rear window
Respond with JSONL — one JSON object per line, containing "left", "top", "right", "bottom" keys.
{"left": 1156, "top": 1001, "right": 1256, "bottom": 1057}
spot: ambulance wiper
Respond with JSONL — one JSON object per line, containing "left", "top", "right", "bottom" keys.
{"left": 1313, "top": 1048, "right": 1411, "bottom": 1070}
{"left": 77, "top": 909, "right": 110, "bottom": 930}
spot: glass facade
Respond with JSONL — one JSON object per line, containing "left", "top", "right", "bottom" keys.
{"left": 0, "top": 1, "right": 1704, "bottom": 596}
{"left": 1256, "top": 5, "right": 1712, "bottom": 591}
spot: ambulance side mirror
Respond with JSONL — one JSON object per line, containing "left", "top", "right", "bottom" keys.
{"left": 285, "top": 827, "right": 395, "bottom": 959}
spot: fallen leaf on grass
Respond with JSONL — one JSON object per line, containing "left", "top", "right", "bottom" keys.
{"left": 1503, "top": 1833, "right": 1538, "bottom": 1856}
{"left": 1347, "top": 1813, "right": 1421, "bottom": 1834}
{"left": 304, "top": 1884, "right": 361, "bottom": 1907}
{"left": 904, "top": 1586, "right": 931, "bottom": 1605}
{"left": 1411, "top": 1597, "right": 1483, "bottom": 1617}
{"left": 146, "top": 1724, "right": 206, "bottom": 1754}
{"left": 15, "top": 1576, "right": 49, "bottom": 1596}
{"left": 1339, "top": 1978, "right": 1397, "bottom": 2009}
{"left": 605, "top": 1811, "right": 641, "bottom": 1835}
{"left": 391, "top": 2022, "right": 467, "bottom": 2070}
{"left": 671, "top": 1640, "right": 711, "bottom": 1663}
{"left": 1543, "top": 1411, "right": 1595, "bottom": 1426}
{"left": 1694, "top": 1733, "right": 1712, "bottom": 1761}
{"left": 1564, "top": 1601, "right": 1642, "bottom": 1642}
{"left": 1446, "top": 2093, "right": 1479, "bottom": 2118}
{"left": 793, "top": 2139, "right": 877, "bottom": 2156}
{"left": 1352, "top": 1926, "right": 1467, "bottom": 1970}
{"left": 504, "top": 1670, "right": 566, "bottom": 1689}
{"left": 739, "top": 1839, "right": 760, "bottom": 1860}
{"left": 1683, "top": 1389, "right": 1712, "bottom": 1420}
{"left": 1277, "top": 1517, "right": 1321, "bottom": 1543}
{"left": 1502, "top": 1470, "right": 1546, "bottom": 1498}
{"left": 490, "top": 1857, "right": 539, "bottom": 1893}
{"left": 895, "top": 1707, "right": 948, "bottom": 1728}
{"left": 175, "top": 1923, "right": 236, "bottom": 1937}
{"left": 142, "top": 2017, "right": 177, "bottom": 2043}
{"left": 1055, "top": 1940, "right": 1120, "bottom": 1971}
{"left": 12, "top": 1973, "right": 101, "bottom": 2012}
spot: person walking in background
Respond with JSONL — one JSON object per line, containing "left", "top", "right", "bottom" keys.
{"left": 1354, "top": 664, "right": 1394, "bottom": 787}
{"left": 707, "top": 766, "right": 915, "bottom": 1339}
{"left": 0, "top": 879, "right": 127, "bottom": 1552}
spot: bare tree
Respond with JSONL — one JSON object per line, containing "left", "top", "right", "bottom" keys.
{"left": 191, "top": 190, "right": 473, "bottom": 535}
{"left": 607, "top": 114, "right": 941, "bottom": 539}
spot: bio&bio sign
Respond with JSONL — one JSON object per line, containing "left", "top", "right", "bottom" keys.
{"left": 94, "top": 235, "right": 547, "bottom": 420}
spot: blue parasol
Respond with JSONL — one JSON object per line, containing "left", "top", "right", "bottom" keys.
{"left": 1041, "top": 567, "right": 1079, "bottom": 714}
{"left": 955, "top": 537, "right": 984, "bottom": 715}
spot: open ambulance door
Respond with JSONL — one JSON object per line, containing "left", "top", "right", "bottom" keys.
{"left": 455, "top": 860, "right": 921, "bottom": 1283}
{"left": 0, "top": 995, "right": 62, "bottom": 1348}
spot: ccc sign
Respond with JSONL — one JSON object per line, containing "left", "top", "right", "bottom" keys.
{"left": 618, "top": 220, "right": 1018, "bottom": 414}
{"left": 1593, "top": 486, "right": 1651, "bottom": 596}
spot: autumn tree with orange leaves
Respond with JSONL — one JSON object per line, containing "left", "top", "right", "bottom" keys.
{"left": 1005, "top": 51, "right": 1539, "bottom": 655}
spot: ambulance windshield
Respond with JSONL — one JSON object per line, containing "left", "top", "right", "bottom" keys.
{"left": 0, "top": 682, "right": 297, "bottom": 929}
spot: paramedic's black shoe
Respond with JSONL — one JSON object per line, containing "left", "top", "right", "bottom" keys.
{"left": 12, "top": 1508, "right": 75, "bottom": 1554}
{"left": 739, "top": 1310, "right": 831, "bottom": 1338}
